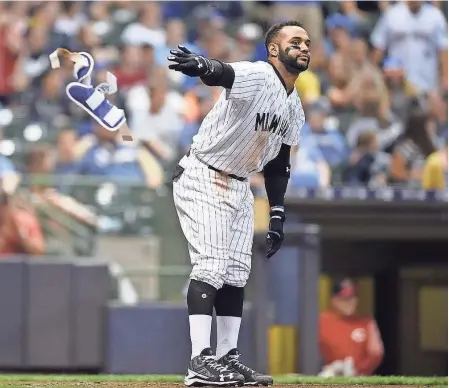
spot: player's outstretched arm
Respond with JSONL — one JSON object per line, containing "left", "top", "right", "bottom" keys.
{"left": 167, "top": 45, "right": 235, "bottom": 89}
{"left": 263, "top": 143, "right": 291, "bottom": 259}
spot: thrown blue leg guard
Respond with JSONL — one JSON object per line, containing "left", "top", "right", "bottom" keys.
{"left": 73, "top": 52, "right": 95, "bottom": 85}
{"left": 49, "top": 49, "right": 95, "bottom": 85}
{"left": 66, "top": 82, "right": 126, "bottom": 132}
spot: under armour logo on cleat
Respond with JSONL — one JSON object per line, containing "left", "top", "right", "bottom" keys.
{"left": 219, "top": 373, "right": 234, "bottom": 381}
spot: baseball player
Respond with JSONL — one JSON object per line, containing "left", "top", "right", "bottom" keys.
{"left": 168, "top": 20, "right": 309, "bottom": 386}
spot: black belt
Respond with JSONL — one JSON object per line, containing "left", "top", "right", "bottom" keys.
{"left": 186, "top": 150, "right": 247, "bottom": 182}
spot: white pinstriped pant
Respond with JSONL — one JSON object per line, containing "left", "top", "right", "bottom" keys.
{"left": 173, "top": 153, "right": 254, "bottom": 289}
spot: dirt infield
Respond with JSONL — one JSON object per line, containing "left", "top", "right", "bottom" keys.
{"left": 0, "top": 383, "right": 428, "bottom": 388}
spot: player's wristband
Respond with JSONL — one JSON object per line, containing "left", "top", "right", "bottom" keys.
{"left": 270, "top": 206, "right": 285, "bottom": 223}
{"left": 270, "top": 206, "right": 284, "bottom": 213}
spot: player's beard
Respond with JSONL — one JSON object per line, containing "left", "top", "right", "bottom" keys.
{"left": 278, "top": 47, "right": 310, "bottom": 75}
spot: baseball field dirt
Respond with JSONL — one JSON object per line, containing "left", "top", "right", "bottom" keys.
{"left": 0, "top": 375, "right": 446, "bottom": 388}
{"left": 0, "top": 384, "right": 443, "bottom": 388}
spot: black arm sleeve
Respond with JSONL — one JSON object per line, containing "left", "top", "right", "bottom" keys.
{"left": 200, "top": 60, "right": 235, "bottom": 89}
{"left": 263, "top": 143, "right": 291, "bottom": 208}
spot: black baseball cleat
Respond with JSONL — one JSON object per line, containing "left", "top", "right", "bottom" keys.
{"left": 218, "top": 349, "right": 273, "bottom": 386}
{"left": 185, "top": 348, "right": 245, "bottom": 387}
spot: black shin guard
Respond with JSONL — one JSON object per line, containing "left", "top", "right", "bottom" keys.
{"left": 187, "top": 280, "right": 217, "bottom": 315}
{"left": 214, "top": 284, "right": 244, "bottom": 317}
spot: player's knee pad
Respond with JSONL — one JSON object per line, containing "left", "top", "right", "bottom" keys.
{"left": 215, "top": 284, "right": 244, "bottom": 317}
{"left": 187, "top": 279, "right": 217, "bottom": 315}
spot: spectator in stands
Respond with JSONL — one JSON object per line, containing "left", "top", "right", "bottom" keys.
{"left": 233, "top": 23, "right": 263, "bottom": 62}
{"left": 382, "top": 57, "right": 417, "bottom": 122}
{"left": 343, "top": 130, "right": 390, "bottom": 187}
{"left": 191, "top": 5, "right": 227, "bottom": 47}
{"left": 201, "top": 28, "right": 232, "bottom": 62}
{"left": 179, "top": 85, "right": 218, "bottom": 156}
{"left": 390, "top": 100, "right": 436, "bottom": 186}
{"left": 28, "top": 2, "right": 70, "bottom": 52}
{"left": 340, "top": 0, "right": 387, "bottom": 37}
{"left": 22, "top": 25, "right": 52, "bottom": 80}
{"left": 326, "top": 53, "right": 354, "bottom": 116}
{"left": 28, "top": 69, "right": 70, "bottom": 126}
{"left": 26, "top": 145, "right": 54, "bottom": 193}
{"left": 0, "top": 4, "right": 25, "bottom": 106}
{"left": 53, "top": 129, "right": 80, "bottom": 193}
{"left": 269, "top": 1, "right": 324, "bottom": 44}
{"left": 370, "top": 1, "right": 448, "bottom": 94}
{"left": 295, "top": 70, "right": 321, "bottom": 105}
{"left": 87, "top": 1, "right": 115, "bottom": 40}
{"left": 0, "top": 189, "right": 45, "bottom": 257}
{"left": 154, "top": 19, "right": 200, "bottom": 89}
{"left": 54, "top": 129, "right": 79, "bottom": 175}
{"left": 75, "top": 123, "right": 164, "bottom": 189}
{"left": 121, "top": 2, "right": 166, "bottom": 47}
{"left": 319, "top": 278, "right": 384, "bottom": 377}
{"left": 29, "top": 2, "right": 60, "bottom": 29}
{"left": 422, "top": 140, "right": 448, "bottom": 190}
{"left": 346, "top": 87, "right": 402, "bottom": 152}
{"left": 53, "top": 1, "right": 86, "bottom": 38}
{"left": 323, "top": 13, "right": 355, "bottom": 56}
{"left": 296, "top": 41, "right": 329, "bottom": 102}
{"left": 427, "top": 91, "right": 449, "bottom": 149}
{"left": 74, "top": 23, "right": 102, "bottom": 57}
{"left": 348, "top": 37, "right": 377, "bottom": 75}
{"left": 113, "top": 44, "right": 147, "bottom": 90}
{"left": 155, "top": 19, "right": 198, "bottom": 65}
{"left": 290, "top": 142, "right": 331, "bottom": 189}
{"left": 301, "top": 99, "right": 348, "bottom": 169}
{"left": 127, "top": 67, "right": 186, "bottom": 164}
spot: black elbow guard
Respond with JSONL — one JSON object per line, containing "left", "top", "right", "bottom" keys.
{"left": 201, "top": 60, "right": 235, "bottom": 89}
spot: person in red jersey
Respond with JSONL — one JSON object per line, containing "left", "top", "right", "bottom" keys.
{"left": 319, "top": 278, "right": 384, "bottom": 376}
{"left": 0, "top": 189, "right": 45, "bottom": 257}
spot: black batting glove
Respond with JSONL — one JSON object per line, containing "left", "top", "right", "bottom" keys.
{"left": 167, "top": 45, "right": 214, "bottom": 77}
{"left": 266, "top": 206, "right": 285, "bottom": 259}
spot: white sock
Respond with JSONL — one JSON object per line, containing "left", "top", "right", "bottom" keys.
{"left": 216, "top": 316, "right": 242, "bottom": 359}
{"left": 189, "top": 315, "right": 213, "bottom": 359}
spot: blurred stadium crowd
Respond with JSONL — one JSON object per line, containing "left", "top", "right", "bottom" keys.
{"left": 0, "top": 0, "right": 447, "bottom": 194}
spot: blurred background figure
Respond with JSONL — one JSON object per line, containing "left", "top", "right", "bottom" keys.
{"left": 301, "top": 98, "right": 348, "bottom": 171}
{"left": 74, "top": 123, "right": 164, "bottom": 189}
{"left": 269, "top": 0, "right": 324, "bottom": 44}
{"left": 370, "top": 1, "right": 448, "bottom": 94}
{"left": 121, "top": 2, "right": 165, "bottom": 47}
{"left": 319, "top": 278, "right": 384, "bottom": 377}
{"left": 389, "top": 99, "right": 436, "bottom": 186}
{"left": 422, "top": 138, "right": 448, "bottom": 190}
{"left": 290, "top": 143, "right": 331, "bottom": 189}
{"left": 127, "top": 67, "right": 185, "bottom": 166}
{"left": 0, "top": 189, "right": 45, "bottom": 257}
{"left": 343, "top": 130, "right": 390, "bottom": 187}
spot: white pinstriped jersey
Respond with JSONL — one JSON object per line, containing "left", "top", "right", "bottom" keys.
{"left": 190, "top": 61, "right": 305, "bottom": 177}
